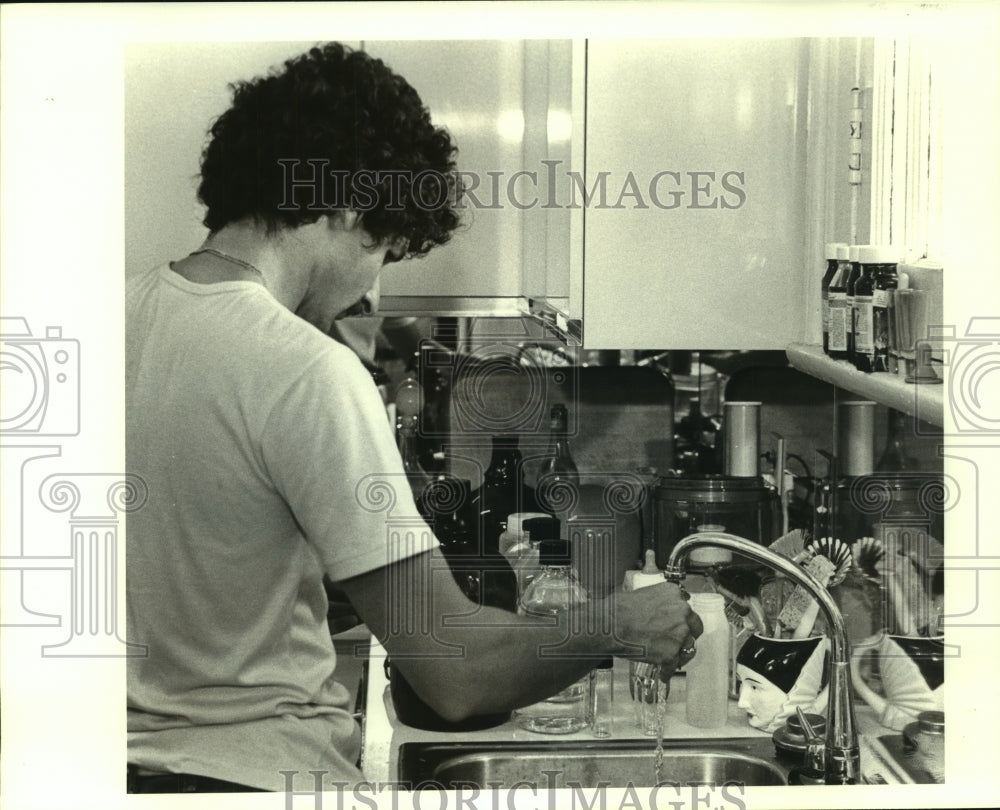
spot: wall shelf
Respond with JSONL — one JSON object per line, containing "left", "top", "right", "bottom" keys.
{"left": 786, "top": 343, "right": 944, "bottom": 427}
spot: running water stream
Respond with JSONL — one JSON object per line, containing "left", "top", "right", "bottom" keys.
{"left": 654, "top": 680, "right": 667, "bottom": 783}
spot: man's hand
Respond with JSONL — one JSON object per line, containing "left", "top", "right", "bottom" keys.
{"left": 609, "top": 582, "right": 703, "bottom": 675}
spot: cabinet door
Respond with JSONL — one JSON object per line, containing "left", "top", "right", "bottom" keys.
{"left": 363, "top": 40, "right": 582, "bottom": 332}
{"left": 583, "top": 39, "right": 811, "bottom": 350}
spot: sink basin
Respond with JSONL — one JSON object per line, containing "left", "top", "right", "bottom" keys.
{"left": 398, "top": 738, "right": 790, "bottom": 789}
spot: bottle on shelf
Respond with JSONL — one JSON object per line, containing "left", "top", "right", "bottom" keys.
{"left": 852, "top": 247, "right": 878, "bottom": 372}
{"left": 826, "top": 245, "right": 852, "bottom": 361}
{"left": 869, "top": 246, "right": 901, "bottom": 373}
{"left": 822, "top": 242, "right": 848, "bottom": 354}
{"left": 844, "top": 244, "right": 864, "bottom": 366}
{"left": 684, "top": 592, "right": 729, "bottom": 728}
{"left": 514, "top": 538, "right": 591, "bottom": 734}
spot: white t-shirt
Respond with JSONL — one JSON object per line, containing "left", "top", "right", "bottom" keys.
{"left": 125, "top": 265, "right": 436, "bottom": 790}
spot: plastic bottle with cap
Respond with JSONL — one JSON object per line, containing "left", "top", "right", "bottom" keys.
{"left": 684, "top": 592, "right": 729, "bottom": 728}
{"left": 511, "top": 515, "right": 561, "bottom": 599}
{"left": 498, "top": 511, "right": 549, "bottom": 562}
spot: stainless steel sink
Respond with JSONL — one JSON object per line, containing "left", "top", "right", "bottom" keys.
{"left": 397, "top": 737, "right": 791, "bottom": 789}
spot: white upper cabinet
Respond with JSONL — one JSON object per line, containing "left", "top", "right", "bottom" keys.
{"left": 582, "top": 39, "right": 814, "bottom": 350}
{"left": 365, "top": 40, "right": 583, "bottom": 336}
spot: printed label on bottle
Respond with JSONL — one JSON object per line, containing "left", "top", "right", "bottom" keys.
{"left": 854, "top": 295, "right": 874, "bottom": 353}
{"left": 873, "top": 288, "right": 891, "bottom": 307}
{"left": 828, "top": 293, "right": 848, "bottom": 352}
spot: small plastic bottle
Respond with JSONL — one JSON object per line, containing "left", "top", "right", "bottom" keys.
{"left": 684, "top": 592, "right": 729, "bottom": 728}
{"left": 511, "top": 516, "right": 561, "bottom": 600}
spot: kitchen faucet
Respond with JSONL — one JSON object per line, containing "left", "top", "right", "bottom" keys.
{"left": 665, "top": 531, "right": 861, "bottom": 785}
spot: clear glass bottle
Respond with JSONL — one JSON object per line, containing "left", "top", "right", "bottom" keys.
{"left": 684, "top": 592, "right": 729, "bottom": 728}
{"left": 537, "top": 404, "right": 580, "bottom": 512}
{"left": 515, "top": 539, "right": 590, "bottom": 734}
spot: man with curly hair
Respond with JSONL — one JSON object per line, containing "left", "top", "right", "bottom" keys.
{"left": 125, "top": 42, "right": 700, "bottom": 793}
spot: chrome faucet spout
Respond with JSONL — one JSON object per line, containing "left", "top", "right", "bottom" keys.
{"left": 665, "top": 531, "right": 861, "bottom": 785}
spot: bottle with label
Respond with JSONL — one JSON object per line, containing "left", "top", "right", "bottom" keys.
{"left": 870, "top": 247, "right": 900, "bottom": 373}
{"left": 852, "top": 247, "right": 878, "bottom": 372}
{"left": 536, "top": 404, "right": 580, "bottom": 513}
{"left": 826, "top": 245, "right": 852, "bottom": 360}
{"left": 515, "top": 539, "right": 591, "bottom": 734}
{"left": 844, "top": 245, "right": 865, "bottom": 365}
{"left": 822, "top": 242, "right": 848, "bottom": 354}
{"left": 684, "top": 592, "right": 729, "bottom": 728}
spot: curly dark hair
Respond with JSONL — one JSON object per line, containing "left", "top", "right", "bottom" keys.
{"left": 198, "top": 42, "right": 461, "bottom": 258}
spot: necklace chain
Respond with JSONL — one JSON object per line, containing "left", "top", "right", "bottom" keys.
{"left": 190, "top": 247, "right": 265, "bottom": 279}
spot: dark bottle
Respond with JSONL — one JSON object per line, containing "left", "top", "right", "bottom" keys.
{"left": 822, "top": 242, "right": 848, "bottom": 354}
{"left": 537, "top": 404, "right": 580, "bottom": 512}
{"left": 676, "top": 400, "right": 722, "bottom": 475}
{"left": 826, "top": 249, "right": 852, "bottom": 361}
{"left": 870, "top": 247, "right": 900, "bottom": 373}
{"left": 477, "top": 436, "right": 524, "bottom": 612}
{"left": 844, "top": 245, "right": 864, "bottom": 365}
{"left": 877, "top": 409, "right": 920, "bottom": 472}
{"left": 852, "top": 247, "right": 878, "bottom": 372}
{"left": 481, "top": 436, "right": 524, "bottom": 549}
